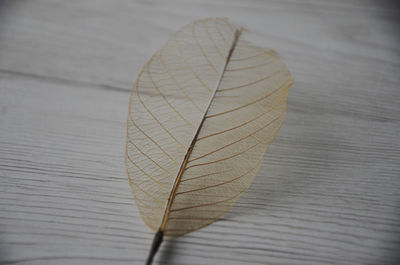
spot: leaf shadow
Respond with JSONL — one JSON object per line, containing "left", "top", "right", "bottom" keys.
{"left": 0, "top": 223, "right": 7, "bottom": 264}
{"left": 223, "top": 122, "right": 337, "bottom": 220}
{"left": 156, "top": 237, "right": 178, "bottom": 265}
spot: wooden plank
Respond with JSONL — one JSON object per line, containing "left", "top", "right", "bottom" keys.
{"left": 1, "top": 0, "right": 399, "bottom": 264}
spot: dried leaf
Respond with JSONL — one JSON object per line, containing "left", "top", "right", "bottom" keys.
{"left": 125, "top": 17, "right": 293, "bottom": 264}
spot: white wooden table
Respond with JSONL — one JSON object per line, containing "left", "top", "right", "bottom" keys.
{"left": 1, "top": 1, "right": 399, "bottom": 264}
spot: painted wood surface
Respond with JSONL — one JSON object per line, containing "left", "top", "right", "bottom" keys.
{"left": 1, "top": 0, "right": 399, "bottom": 264}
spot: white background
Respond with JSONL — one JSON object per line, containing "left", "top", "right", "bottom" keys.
{"left": 1, "top": 0, "right": 399, "bottom": 264}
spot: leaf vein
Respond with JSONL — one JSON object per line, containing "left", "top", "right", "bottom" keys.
{"left": 217, "top": 66, "right": 286, "bottom": 92}
{"left": 175, "top": 32, "right": 212, "bottom": 93}
{"left": 147, "top": 53, "right": 196, "bottom": 129}
{"left": 177, "top": 155, "right": 263, "bottom": 195}
{"left": 198, "top": 100, "right": 285, "bottom": 141}
{"left": 127, "top": 138, "right": 173, "bottom": 178}
{"left": 186, "top": 111, "right": 285, "bottom": 169}
{"left": 126, "top": 151, "right": 170, "bottom": 191}
{"left": 170, "top": 182, "right": 251, "bottom": 212}
{"left": 159, "top": 49, "right": 203, "bottom": 112}
{"left": 190, "top": 113, "right": 284, "bottom": 163}
{"left": 207, "top": 80, "right": 291, "bottom": 118}
{"left": 193, "top": 20, "right": 220, "bottom": 74}
{"left": 136, "top": 71, "right": 187, "bottom": 148}
{"left": 128, "top": 113, "right": 177, "bottom": 163}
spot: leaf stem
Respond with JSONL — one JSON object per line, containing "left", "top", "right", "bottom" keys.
{"left": 145, "top": 230, "right": 164, "bottom": 265}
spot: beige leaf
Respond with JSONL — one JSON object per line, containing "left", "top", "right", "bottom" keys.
{"left": 125, "top": 18, "right": 293, "bottom": 240}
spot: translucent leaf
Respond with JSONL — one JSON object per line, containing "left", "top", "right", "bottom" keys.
{"left": 125, "top": 17, "right": 293, "bottom": 238}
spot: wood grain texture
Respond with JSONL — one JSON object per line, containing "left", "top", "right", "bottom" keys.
{"left": 1, "top": 0, "right": 399, "bottom": 264}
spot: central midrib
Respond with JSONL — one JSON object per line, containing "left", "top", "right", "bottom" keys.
{"left": 159, "top": 27, "right": 242, "bottom": 232}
